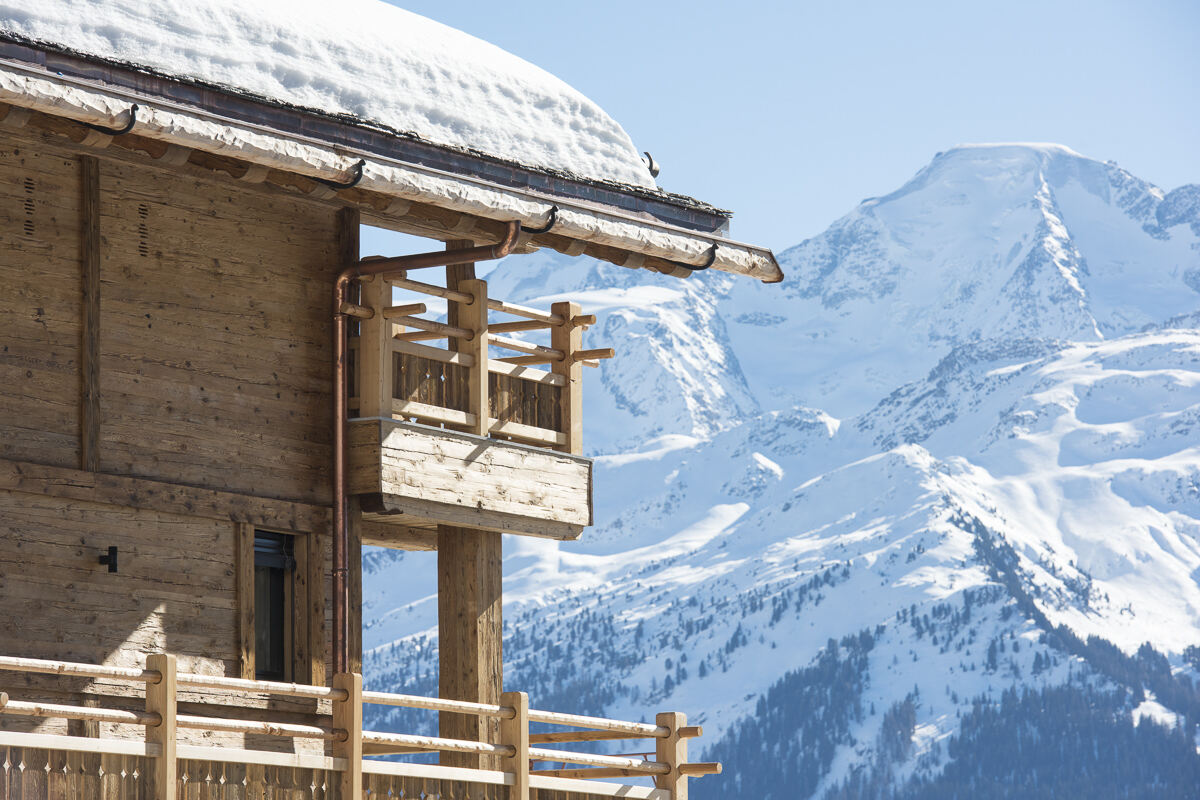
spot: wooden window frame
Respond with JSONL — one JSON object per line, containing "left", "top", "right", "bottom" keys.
{"left": 236, "top": 523, "right": 325, "bottom": 684}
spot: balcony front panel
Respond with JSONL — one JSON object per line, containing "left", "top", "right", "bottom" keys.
{"left": 347, "top": 418, "right": 592, "bottom": 540}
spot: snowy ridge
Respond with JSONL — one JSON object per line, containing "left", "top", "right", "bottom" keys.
{"left": 0, "top": 0, "right": 655, "bottom": 188}
{"left": 364, "top": 145, "right": 1200, "bottom": 797}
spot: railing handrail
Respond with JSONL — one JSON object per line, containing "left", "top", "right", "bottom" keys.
{"left": 0, "top": 654, "right": 672, "bottom": 739}
{"left": 0, "top": 653, "right": 718, "bottom": 797}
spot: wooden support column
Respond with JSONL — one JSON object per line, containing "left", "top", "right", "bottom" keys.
{"left": 80, "top": 155, "right": 100, "bottom": 471}
{"left": 333, "top": 672, "right": 363, "bottom": 800}
{"left": 500, "top": 691, "right": 530, "bottom": 800}
{"left": 655, "top": 711, "right": 688, "bottom": 800}
{"left": 438, "top": 525, "right": 502, "bottom": 769}
{"left": 357, "top": 275, "right": 391, "bottom": 418}
{"left": 551, "top": 301, "right": 583, "bottom": 454}
{"left": 146, "top": 653, "right": 178, "bottom": 800}
{"left": 439, "top": 242, "right": 504, "bottom": 768}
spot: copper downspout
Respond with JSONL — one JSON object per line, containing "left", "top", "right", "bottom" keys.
{"left": 332, "top": 220, "right": 521, "bottom": 675}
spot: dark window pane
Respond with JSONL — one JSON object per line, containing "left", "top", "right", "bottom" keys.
{"left": 254, "top": 532, "right": 293, "bottom": 681}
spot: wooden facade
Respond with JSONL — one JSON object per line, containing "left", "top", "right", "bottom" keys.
{"left": 0, "top": 120, "right": 345, "bottom": 750}
{"left": 0, "top": 19, "right": 749, "bottom": 794}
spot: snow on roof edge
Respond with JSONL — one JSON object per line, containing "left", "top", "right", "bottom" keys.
{"left": 0, "top": 28, "right": 728, "bottom": 219}
{"left": 0, "top": 0, "right": 663, "bottom": 191}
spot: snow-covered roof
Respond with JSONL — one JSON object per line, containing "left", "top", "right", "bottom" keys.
{"left": 0, "top": 0, "right": 656, "bottom": 189}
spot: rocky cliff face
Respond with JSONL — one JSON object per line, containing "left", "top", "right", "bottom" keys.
{"left": 363, "top": 144, "right": 1200, "bottom": 798}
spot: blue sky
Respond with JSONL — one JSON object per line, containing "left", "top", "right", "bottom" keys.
{"left": 385, "top": 0, "right": 1199, "bottom": 252}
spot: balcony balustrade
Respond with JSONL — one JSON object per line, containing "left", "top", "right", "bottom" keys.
{"left": 0, "top": 654, "right": 719, "bottom": 800}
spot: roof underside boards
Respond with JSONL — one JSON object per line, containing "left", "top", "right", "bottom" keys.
{"left": 0, "top": 2, "right": 783, "bottom": 283}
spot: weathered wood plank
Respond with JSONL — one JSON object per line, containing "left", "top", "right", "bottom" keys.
{"left": 79, "top": 155, "right": 101, "bottom": 472}
{"left": 0, "top": 457, "right": 329, "bottom": 533}
{"left": 0, "top": 130, "right": 83, "bottom": 469}
{"left": 97, "top": 155, "right": 337, "bottom": 504}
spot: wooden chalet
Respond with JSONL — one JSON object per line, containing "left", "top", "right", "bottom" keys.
{"left": 0, "top": 2, "right": 782, "bottom": 799}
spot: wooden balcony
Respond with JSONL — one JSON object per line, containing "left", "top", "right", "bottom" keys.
{"left": 0, "top": 655, "right": 719, "bottom": 800}
{"left": 348, "top": 272, "right": 610, "bottom": 539}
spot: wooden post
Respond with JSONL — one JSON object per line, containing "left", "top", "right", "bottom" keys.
{"left": 307, "top": 532, "right": 328, "bottom": 687}
{"left": 499, "top": 691, "right": 530, "bottom": 800}
{"left": 80, "top": 155, "right": 100, "bottom": 471}
{"left": 348, "top": 496, "right": 363, "bottom": 675}
{"left": 235, "top": 523, "right": 255, "bottom": 680}
{"left": 438, "top": 526, "right": 502, "bottom": 769}
{"left": 445, "top": 242, "right": 475, "bottom": 346}
{"left": 550, "top": 301, "right": 583, "bottom": 454}
{"left": 440, "top": 243, "right": 503, "bottom": 770}
{"left": 459, "top": 279, "right": 489, "bottom": 436}
{"left": 292, "top": 534, "right": 310, "bottom": 683}
{"left": 357, "top": 275, "right": 391, "bottom": 419}
{"left": 333, "top": 672, "right": 363, "bottom": 800}
{"left": 655, "top": 711, "right": 688, "bottom": 800}
{"left": 146, "top": 653, "right": 177, "bottom": 800}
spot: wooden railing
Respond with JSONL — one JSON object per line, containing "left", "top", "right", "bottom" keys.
{"left": 349, "top": 269, "right": 613, "bottom": 454}
{"left": 0, "top": 655, "right": 719, "bottom": 800}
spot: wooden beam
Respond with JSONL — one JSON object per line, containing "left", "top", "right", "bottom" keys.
{"left": 488, "top": 299, "right": 563, "bottom": 326}
{"left": 530, "top": 768, "right": 650, "bottom": 780}
{"left": 487, "top": 334, "right": 563, "bottom": 361}
{"left": 360, "top": 520, "right": 438, "bottom": 550}
{"left": 487, "top": 359, "right": 567, "bottom": 387}
{"left": 679, "top": 763, "right": 721, "bottom": 777}
{"left": 0, "top": 457, "right": 330, "bottom": 533}
{"left": 488, "top": 319, "right": 553, "bottom": 334}
{"left": 438, "top": 525, "right": 502, "bottom": 770}
{"left": 391, "top": 315, "right": 471, "bottom": 341}
{"left": 391, "top": 338, "right": 476, "bottom": 368}
{"left": 573, "top": 348, "right": 615, "bottom": 362}
{"left": 235, "top": 523, "right": 255, "bottom": 680}
{"left": 529, "top": 730, "right": 659, "bottom": 744}
{"left": 381, "top": 302, "right": 428, "bottom": 319}
{"left": 79, "top": 155, "right": 101, "bottom": 471}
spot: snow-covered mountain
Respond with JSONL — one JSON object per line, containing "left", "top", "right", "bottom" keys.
{"left": 363, "top": 144, "right": 1200, "bottom": 797}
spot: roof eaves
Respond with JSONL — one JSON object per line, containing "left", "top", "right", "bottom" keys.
{"left": 0, "top": 40, "right": 783, "bottom": 284}
{"left": 0, "top": 31, "right": 733, "bottom": 233}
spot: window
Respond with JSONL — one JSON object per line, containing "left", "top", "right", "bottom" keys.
{"left": 253, "top": 531, "right": 295, "bottom": 681}
{"left": 236, "top": 523, "right": 324, "bottom": 685}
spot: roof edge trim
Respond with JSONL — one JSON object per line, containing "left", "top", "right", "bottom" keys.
{"left": 0, "top": 59, "right": 783, "bottom": 284}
